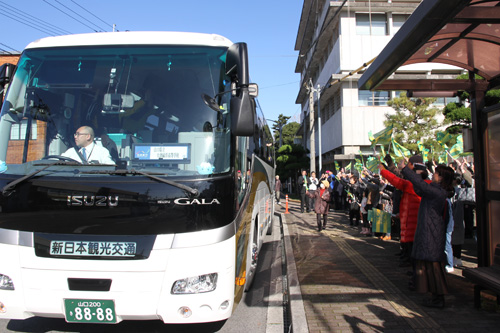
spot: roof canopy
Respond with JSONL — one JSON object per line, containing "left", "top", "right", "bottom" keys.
{"left": 359, "top": 0, "right": 500, "bottom": 91}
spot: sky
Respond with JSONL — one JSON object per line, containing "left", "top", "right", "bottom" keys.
{"left": 0, "top": 0, "right": 304, "bottom": 123}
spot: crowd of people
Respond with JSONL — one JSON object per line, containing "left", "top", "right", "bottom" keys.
{"left": 279, "top": 153, "right": 476, "bottom": 309}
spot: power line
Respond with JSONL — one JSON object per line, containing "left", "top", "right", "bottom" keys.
{"left": 0, "top": 47, "right": 12, "bottom": 54}
{"left": 42, "top": 0, "right": 97, "bottom": 32}
{"left": 260, "top": 80, "right": 300, "bottom": 90}
{"left": 0, "top": 43, "right": 19, "bottom": 52}
{"left": 71, "top": 0, "right": 113, "bottom": 30}
{"left": 53, "top": 0, "right": 107, "bottom": 31}
{"left": 0, "top": 0, "right": 72, "bottom": 35}
{"left": 0, "top": 11, "right": 56, "bottom": 36}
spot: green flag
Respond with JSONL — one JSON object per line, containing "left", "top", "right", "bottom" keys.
{"left": 438, "top": 152, "right": 447, "bottom": 164}
{"left": 436, "top": 131, "right": 454, "bottom": 146}
{"left": 345, "top": 162, "right": 352, "bottom": 172}
{"left": 378, "top": 145, "right": 386, "bottom": 163}
{"left": 366, "top": 156, "right": 379, "bottom": 173}
{"left": 417, "top": 140, "right": 425, "bottom": 153}
{"left": 449, "top": 135, "right": 463, "bottom": 160}
{"left": 422, "top": 148, "right": 430, "bottom": 162}
{"left": 392, "top": 138, "right": 412, "bottom": 158}
{"left": 334, "top": 161, "right": 340, "bottom": 172}
{"left": 358, "top": 150, "right": 364, "bottom": 166}
{"left": 354, "top": 155, "right": 363, "bottom": 172}
{"left": 370, "top": 124, "right": 393, "bottom": 147}
{"left": 368, "top": 131, "right": 375, "bottom": 146}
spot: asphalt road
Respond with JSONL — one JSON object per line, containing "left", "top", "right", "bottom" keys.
{"left": 0, "top": 215, "right": 283, "bottom": 333}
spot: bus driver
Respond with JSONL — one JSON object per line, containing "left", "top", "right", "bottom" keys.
{"left": 62, "top": 126, "right": 115, "bottom": 164}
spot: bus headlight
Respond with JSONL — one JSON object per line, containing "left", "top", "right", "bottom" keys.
{"left": 0, "top": 274, "right": 14, "bottom": 290}
{"left": 171, "top": 273, "right": 217, "bottom": 294}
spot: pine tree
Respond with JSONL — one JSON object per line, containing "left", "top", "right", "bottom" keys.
{"left": 443, "top": 73, "right": 499, "bottom": 133}
{"left": 385, "top": 93, "right": 445, "bottom": 159}
{"left": 271, "top": 114, "right": 291, "bottom": 147}
{"left": 275, "top": 144, "right": 309, "bottom": 181}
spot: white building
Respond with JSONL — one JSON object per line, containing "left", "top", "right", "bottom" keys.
{"left": 295, "top": 0, "right": 463, "bottom": 172}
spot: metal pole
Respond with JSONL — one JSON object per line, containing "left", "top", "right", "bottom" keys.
{"left": 317, "top": 84, "right": 322, "bottom": 174}
{"left": 308, "top": 81, "right": 316, "bottom": 173}
{"left": 303, "top": 111, "right": 307, "bottom": 149}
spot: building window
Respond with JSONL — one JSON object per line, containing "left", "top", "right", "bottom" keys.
{"left": 358, "top": 90, "right": 390, "bottom": 106}
{"left": 10, "top": 119, "right": 37, "bottom": 140}
{"left": 334, "top": 90, "right": 341, "bottom": 111}
{"left": 392, "top": 14, "right": 410, "bottom": 34}
{"left": 356, "top": 13, "right": 387, "bottom": 36}
{"left": 433, "top": 96, "right": 460, "bottom": 106}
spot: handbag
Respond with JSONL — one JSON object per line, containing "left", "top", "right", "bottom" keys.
{"left": 457, "top": 187, "right": 475, "bottom": 204}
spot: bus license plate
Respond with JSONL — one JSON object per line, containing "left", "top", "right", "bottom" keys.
{"left": 64, "top": 299, "right": 116, "bottom": 323}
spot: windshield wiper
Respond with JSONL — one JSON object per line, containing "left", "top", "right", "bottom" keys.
{"left": 2, "top": 161, "right": 81, "bottom": 196}
{"left": 82, "top": 169, "right": 199, "bottom": 196}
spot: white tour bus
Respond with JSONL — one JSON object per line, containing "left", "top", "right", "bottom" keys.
{"left": 0, "top": 31, "right": 275, "bottom": 325}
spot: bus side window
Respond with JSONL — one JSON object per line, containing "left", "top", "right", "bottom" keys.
{"left": 236, "top": 137, "right": 248, "bottom": 204}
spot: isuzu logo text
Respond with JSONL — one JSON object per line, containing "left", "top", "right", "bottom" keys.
{"left": 174, "top": 198, "right": 221, "bottom": 205}
{"left": 67, "top": 195, "right": 119, "bottom": 207}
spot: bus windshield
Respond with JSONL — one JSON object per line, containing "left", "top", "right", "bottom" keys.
{"left": 0, "top": 45, "right": 231, "bottom": 177}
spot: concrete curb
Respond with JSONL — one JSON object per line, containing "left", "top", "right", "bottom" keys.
{"left": 282, "top": 212, "right": 309, "bottom": 333}
{"left": 266, "top": 214, "right": 284, "bottom": 333}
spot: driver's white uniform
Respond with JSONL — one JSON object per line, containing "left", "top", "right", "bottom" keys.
{"left": 62, "top": 142, "right": 114, "bottom": 164}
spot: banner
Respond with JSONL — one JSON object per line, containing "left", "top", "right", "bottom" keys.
{"left": 369, "top": 208, "right": 392, "bottom": 233}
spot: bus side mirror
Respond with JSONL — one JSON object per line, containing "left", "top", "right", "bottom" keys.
{"left": 226, "top": 43, "right": 255, "bottom": 136}
{"left": 231, "top": 88, "right": 254, "bottom": 136}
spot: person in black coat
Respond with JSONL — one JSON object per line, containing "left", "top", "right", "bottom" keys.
{"left": 401, "top": 161, "right": 455, "bottom": 308}
{"left": 297, "top": 170, "right": 311, "bottom": 213}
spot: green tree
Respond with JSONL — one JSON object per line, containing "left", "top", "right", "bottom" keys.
{"left": 281, "top": 122, "right": 300, "bottom": 146}
{"left": 443, "top": 73, "right": 500, "bottom": 133}
{"left": 385, "top": 93, "right": 445, "bottom": 159}
{"left": 442, "top": 102, "right": 471, "bottom": 134}
{"left": 275, "top": 144, "right": 309, "bottom": 183}
{"left": 271, "top": 114, "right": 290, "bottom": 147}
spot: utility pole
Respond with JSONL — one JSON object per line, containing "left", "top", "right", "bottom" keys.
{"left": 317, "top": 84, "right": 322, "bottom": 174}
{"left": 308, "top": 80, "right": 316, "bottom": 173}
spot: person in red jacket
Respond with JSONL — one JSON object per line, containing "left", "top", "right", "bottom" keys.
{"left": 380, "top": 155, "right": 431, "bottom": 288}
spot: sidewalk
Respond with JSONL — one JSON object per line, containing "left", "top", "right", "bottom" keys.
{"left": 279, "top": 198, "right": 500, "bottom": 333}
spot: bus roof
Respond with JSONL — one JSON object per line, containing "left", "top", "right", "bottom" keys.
{"left": 25, "top": 31, "right": 233, "bottom": 49}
